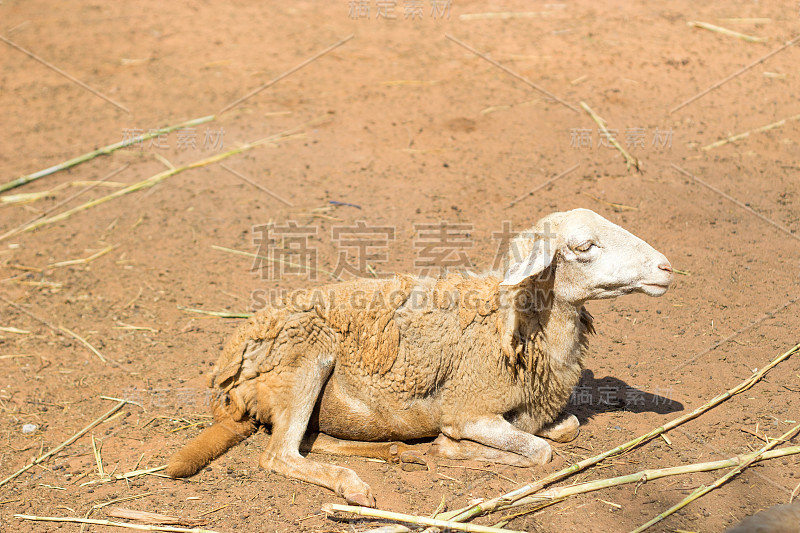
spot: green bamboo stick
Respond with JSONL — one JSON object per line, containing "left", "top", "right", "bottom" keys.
{"left": 323, "top": 504, "right": 524, "bottom": 533}
{"left": 0, "top": 115, "right": 216, "bottom": 193}
{"left": 630, "top": 423, "right": 800, "bottom": 532}
{"left": 507, "top": 445, "right": 800, "bottom": 511}
{"left": 440, "top": 341, "right": 800, "bottom": 522}
{"left": 14, "top": 122, "right": 312, "bottom": 236}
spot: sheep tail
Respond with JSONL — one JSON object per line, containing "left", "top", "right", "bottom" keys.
{"left": 166, "top": 413, "right": 256, "bottom": 478}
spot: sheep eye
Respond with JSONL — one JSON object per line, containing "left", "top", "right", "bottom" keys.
{"left": 573, "top": 241, "right": 594, "bottom": 253}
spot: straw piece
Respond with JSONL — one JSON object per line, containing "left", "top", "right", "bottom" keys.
{"left": 0, "top": 399, "right": 127, "bottom": 488}
{"left": 59, "top": 325, "right": 107, "bottom": 363}
{"left": 670, "top": 34, "right": 800, "bottom": 113}
{"left": 15, "top": 121, "right": 314, "bottom": 236}
{"left": 459, "top": 12, "right": 554, "bottom": 21}
{"left": 0, "top": 164, "right": 130, "bottom": 243}
{"left": 15, "top": 515, "right": 219, "bottom": 533}
{"left": 630, "top": 423, "right": 800, "bottom": 532}
{"left": 177, "top": 305, "right": 251, "bottom": 319}
{"left": 106, "top": 508, "right": 206, "bottom": 527}
{"left": 688, "top": 21, "right": 767, "bottom": 42}
{"left": 211, "top": 244, "right": 341, "bottom": 280}
{"left": 49, "top": 245, "right": 115, "bottom": 268}
{"left": 323, "top": 504, "right": 524, "bottom": 533}
{"left": 579, "top": 101, "right": 641, "bottom": 172}
{"left": 440, "top": 342, "right": 800, "bottom": 522}
{"left": 0, "top": 116, "right": 215, "bottom": 193}
{"left": 701, "top": 113, "right": 800, "bottom": 150}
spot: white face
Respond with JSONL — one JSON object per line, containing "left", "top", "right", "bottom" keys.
{"left": 503, "top": 209, "right": 673, "bottom": 304}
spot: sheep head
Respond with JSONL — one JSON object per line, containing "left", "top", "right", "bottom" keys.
{"left": 501, "top": 208, "right": 673, "bottom": 304}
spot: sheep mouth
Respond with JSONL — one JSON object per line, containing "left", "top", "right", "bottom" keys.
{"left": 639, "top": 282, "right": 670, "bottom": 296}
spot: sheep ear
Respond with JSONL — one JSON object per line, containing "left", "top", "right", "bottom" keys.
{"left": 500, "top": 240, "right": 555, "bottom": 286}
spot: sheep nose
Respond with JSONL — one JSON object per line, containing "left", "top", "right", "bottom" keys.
{"left": 658, "top": 262, "right": 673, "bottom": 273}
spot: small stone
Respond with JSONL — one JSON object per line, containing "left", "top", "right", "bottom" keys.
{"left": 22, "top": 423, "right": 38, "bottom": 434}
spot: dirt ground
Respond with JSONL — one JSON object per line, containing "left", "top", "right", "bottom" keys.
{"left": 1, "top": 1, "right": 799, "bottom": 532}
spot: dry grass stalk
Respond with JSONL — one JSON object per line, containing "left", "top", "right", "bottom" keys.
{"left": 59, "top": 325, "right": 107, "bottom": 364}
{"left": 445, "top": 34, "right": 579, "bottom": 113}
{"left": 0, "top": 294, "right": 61, "bottom": 333}
{"left": 1, "top": 180, "right": 125, "bottom": 205}
{"left": 177, "top": 305, "right": 252, "bottom": 319}
{"left": 15, "top": 514, "right": 219, "bottom": 533}
{"left": 15, "top": 119, "right": 318, "bottom": 236}
{"left": 81, "top": 466, "right": 168, "bottom": 486}
{"left": 630, "top": 423, "right": 800, "bottom": 532}
{"left": 106, "top": 508, "right": 206, "bottom": 527}
{"left": 440, "top": 342, "right": 800, "bottom": 523}
{"left": 688, "top": 21, "right": 767, "bottom": 42}
{"left": 702, "top": 113, "right": 800, "bottom": 150}
{"left": 323, "top": 503, "right": 524, "bottom": 533}
{"left": 0, "top": 164, "right": 130, "bottom": 243}
{"left": 459, "top": 12, "right": 555, "bottom": 20}
{"left": 361, "top": 526, "right": 411, "bottom": 533}
{"left": 211, "top": 244, "right": 341, "bottom": 280}
{"left": 581, "top": 193, "right": 638, "bottom": 212}
{"left": 0, "top": 117, "right": 214, "bottom": 193}
{"left": 0, "top": 326, "right": 30, "bottom": 334}
{"left": 92, "top": 435, "right": 106, "bottom": 478}
{"left": 579, "top": 101, "right": 641, "bottom": 172}
{"left": 49, "top": 245, "right": 115, "bottom": 268}
{"left": 0, "top": 399, "right": 127, "bottom": 488}
{"left": 670, "top": 34, "right": 800, "bottom": 113}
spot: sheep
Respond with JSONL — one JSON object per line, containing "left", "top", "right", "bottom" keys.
{"left": 725, "top": 501, "right": 800, "bottom": 533}
{"left": 166, "top": 208, "right": 673, "bottom": 506}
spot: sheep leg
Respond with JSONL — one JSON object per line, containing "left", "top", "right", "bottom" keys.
{"left": 430, "top": 434, "right": 541, "bottom": 467}
{"left": 441, "top": 415, "right": 552, "bottom": 465}
{"left": 535, "top": 413, "right": 580, "bottom": 443}
{"left": 258, "top": 361, "right": 375, "bottom": 507}
{"left": 301, "top": 433, "right": 429, "bottom": 469}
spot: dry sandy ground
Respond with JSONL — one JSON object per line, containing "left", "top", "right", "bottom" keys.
{"left": 1, "top": 1, "right": 799, "bottom": 532}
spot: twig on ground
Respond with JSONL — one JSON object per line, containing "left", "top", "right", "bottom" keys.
{"left": 59, "top": 325, "right": 107, "bottom": 363}
{"left": 177, "top": 305, "right": 252, "bottom": 319}
{"left": 15, "top": 515, "right": 219, "bottom": 533}
{"left": 0, "top": 165, "right": 130, "bottom": 243}
{"left": 579, "top": 102, "right": 641, "bottom": 172}
{"left": 630, "top": 423, "right": 800, "bottom": 532}
{"left": 323, "top": 503, "right": 524, "bottom": 533}
{"left": 688, "top": 21, "right": 767, "bottom": 42}
{"left": 0, "top": 117, "right": 214, "bottom": 193}
{"left": 504, "top": 445, "right": 800, "bottom": 511}
{"left": 49, "top": 245, "right": 115, "bottom": 268}
{"left": 701, "top": 113, "right": 800, "bottom": 150}
{"left": 670, "top": 34, "right": 800, "bottom": 113}
{"left": 13, "top": 119, "right": 319, "bottom": 236}
{"left": 106, "top": 508, "right": 206, "bottom": 527}
{"left": 0, "top": 399, "right": 128, "bottom": 488}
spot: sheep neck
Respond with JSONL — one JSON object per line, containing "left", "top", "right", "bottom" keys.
{"left": 511, "top": 279, "right": 586, "bottom": 370}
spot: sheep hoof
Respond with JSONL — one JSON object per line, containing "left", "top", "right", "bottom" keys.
{"left": 344, "top": 489, "right": 376, "bottom": 508}
{"left": 399, "top": 450, "right": 429, "bottom": 471}
{"left": 538, "top": 414, "right": 581, "bottom": 443}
